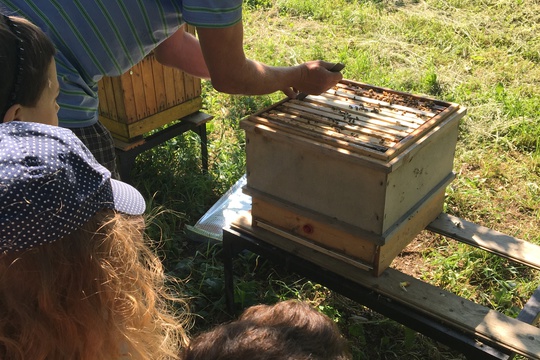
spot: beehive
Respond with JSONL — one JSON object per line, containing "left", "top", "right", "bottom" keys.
{"left": 97, "top": 25, "right": 202, "bottom": 142}
{"left": 241, "top": 80, "right": 466, "bottom": 276}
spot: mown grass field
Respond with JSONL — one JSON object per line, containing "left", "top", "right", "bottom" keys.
{"left": 131, "top": 1, "right": 539, "bottom": 358}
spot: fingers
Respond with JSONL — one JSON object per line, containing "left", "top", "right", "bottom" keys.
{"left": 327, "top": 62, "right": 345, "bottom": 72}
{"left": 282, "top": 87, "right": 298, "bottom": 99}
{"left": 282, "top": 61, "right": 344, "bottom": 99}
{"left": 316, "top": 60, "right": 337, "bottom": 70}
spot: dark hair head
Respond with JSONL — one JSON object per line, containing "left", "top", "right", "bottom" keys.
{"left": 0, "top": 15, "right": 56, "bottom": 119}
{"left": 183, "top": 300, "right": 352, "bottom": 360}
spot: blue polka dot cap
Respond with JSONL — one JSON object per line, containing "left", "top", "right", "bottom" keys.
{"left": 0, "top": 121, "right": 146, "bottom": 254}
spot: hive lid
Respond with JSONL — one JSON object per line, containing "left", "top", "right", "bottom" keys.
{"left": 245, "top": 80, "right": 461, "bottom": 162}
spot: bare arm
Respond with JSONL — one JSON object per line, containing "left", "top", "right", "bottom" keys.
{"left": 196, "top": 22, "right": 342, "bottom": 98}
{"left": 154, "top": 25, "right": 211, "bottom": 79}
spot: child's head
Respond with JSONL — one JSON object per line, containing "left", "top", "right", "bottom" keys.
{"left": 0, "top": 14, "right": 59, "bottom": 125}
{"left": 0, "top": 121, "right": 145, "bottom": 252}
{"left": 0, "top": 122, "right": 190, "bottom": 359}
{"left": 183, "top": 300, "right": 351, "bottom": 360}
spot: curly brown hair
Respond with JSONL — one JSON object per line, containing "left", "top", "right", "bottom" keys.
{"left": 0, "top": 210, "right": 191, "bottom": 359}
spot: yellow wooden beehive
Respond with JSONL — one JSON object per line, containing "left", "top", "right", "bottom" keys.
{"left": 97, "top": 25, "right": 202, "bottom": 143}
{"left": 241, "top": 80, "right": 467, "bottom": 276}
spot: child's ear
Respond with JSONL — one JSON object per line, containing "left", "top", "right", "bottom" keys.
{"left": 2, "top": 104, "right": 22, "bottom": 123}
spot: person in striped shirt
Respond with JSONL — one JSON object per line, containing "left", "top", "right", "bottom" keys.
{"left": 0, "top": 1, "right": 343, "bottom": 178}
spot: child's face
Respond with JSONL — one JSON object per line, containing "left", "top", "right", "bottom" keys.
{"left": 3, "top": 57, "right": 60, "bottom": 126}
{"left": 20, "top": 58, "right": 60, "bottom": 126}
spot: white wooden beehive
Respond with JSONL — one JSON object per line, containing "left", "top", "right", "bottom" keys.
{"left": 241, "top": 80, "right": 466, "bottom": 275}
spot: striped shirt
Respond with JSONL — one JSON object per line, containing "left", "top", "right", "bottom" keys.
{"left": 0, "top": 0, "right": 243, "bottom": 128}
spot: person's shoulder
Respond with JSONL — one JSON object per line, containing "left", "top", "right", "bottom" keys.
{"left": 181, "top": 0, "right": 243, "bottom": 28}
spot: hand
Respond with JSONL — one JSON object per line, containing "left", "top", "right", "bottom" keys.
{"left": 282, "top": 60, "right": 343, "bottom": 98}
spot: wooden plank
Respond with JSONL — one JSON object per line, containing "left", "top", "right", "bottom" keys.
{"left": 182, "top": 23, "right": 198, "bottom": 100}
{"left": 182, "top": 110, "right": 213, "bottom": 127}
{"left": 244, "top": 116, "right": 390, "bottom": 161}
{"left": 254, "top": 220, "right": 373, "bottom": 271}
{"left": 314, "top": 80, "right": 465, "bottom": 160}
{"left": 231, "top": 218, "right": 540, "bottom": 360}
{"left": 250, "top": 194, "right": 379, "bottom": 262}
{"left": 284, "top": 101, "right": 415, "bottom": 136}
{"left": 141, "top": 56, "right": 158, "bottom": 116}
{"left": 184, "top": 73, "right": 196, "bottom": 100}
{"left": 382, "top": 124, "right": 457, "bottom": 228}
{"left": 333, "top": 83, "right": 442, "bottom": 118}
{"left": 97, "top": 77, "right": 111, "bottom": 119}
{"left": 150, "top": 55, "right": 167, "bottom": 111}
{"left": 375, "top": 187, "right": 446, "bottom": 275}
{"left": 276, "top": 104, "right": 406, "bottom": 142}
{"left": 112, "top": 137, "right": 145, "bottom": 151}
{"left": 129, "top": 62, "right": 147, "bottom": 122}
{"left": 107, "top": 76, "right": 125, "bottom": 122}
{"left": 173, "top": 66, "right": 186, "bottom": 103}
{"left": 162, "top": 64, "right": 178, "bottom": 107}
{"left": 193, "top": 77, "right": 202, "bottom": 97}
{"left": 385, "top": 106, "right": 465, "bottom": 160}
{"left": 245, "top": 101, "right": 464, "bottom": 165}
{"left": 301, "top": 94, "right": 428, "bottom": 130}
{"left": 265, "top": 112, "right": 397, "bottom": 149}
{"left": 248, "top": 173, "right": 449, "bottom": 275}
{"left": 98, "top": 49, "right": 203, "bottom": 142}
{"left": 99, "top": 97, "right": 201, "bottom": 141}
{"left": 119, "top": 68, "right": 138, "bottom": 123}
{"left": 517, "top": 284, "right": 540, "bottom": 326}
{"left": 128, "top": 97, "right": 202, "bottom": 137}
{"left": 185, "top": 23, "right": 196, "bottom": 36}
{"left": 338, "top": 79, "right": 454, "bottom": 111}
{"left": 111, "top": 111, "right": 211, "bottom": 150}
{"left": 427, "top": 213, "right": 540, "bottom": 271}
{"left": 98, "top": 114, "right": 129, "bottom": 141}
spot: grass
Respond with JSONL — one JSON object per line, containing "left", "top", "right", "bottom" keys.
{"left": 130, "top": 1, "right": 540, "bottom": 358}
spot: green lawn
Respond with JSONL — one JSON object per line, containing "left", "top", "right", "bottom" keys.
{"left": 132, "top": 1, "right": 540, "bottom": 358}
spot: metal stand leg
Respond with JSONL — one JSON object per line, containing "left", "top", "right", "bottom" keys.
{"left": 196, "top": 123, "right": 208, "bottom": 173}
{"left": 113, "top": 112, "right": 213, "bottom": 183}
{"left": 222, "top": 230, "right": 237, "bottom": 314}
{"left": 116, "top": 150, "right": 138, "bottom": 182}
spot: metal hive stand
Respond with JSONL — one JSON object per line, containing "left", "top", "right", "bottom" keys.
{"left": 113, "top": 111, "right": 212, "bottom": 182}
{"left": 222, "top": 213, "right": 540, "bottom": 360}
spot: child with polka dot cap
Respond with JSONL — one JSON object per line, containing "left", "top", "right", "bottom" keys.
{"left": 0, "top": 121, "right": 191, "bottom": 358}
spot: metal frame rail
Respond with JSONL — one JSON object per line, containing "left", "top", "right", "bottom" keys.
{"left": 222, "top": 217, "right": 540, "bottom": 360}
{"left": 114, "top": 111, "right": 212, "bottom": 182}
